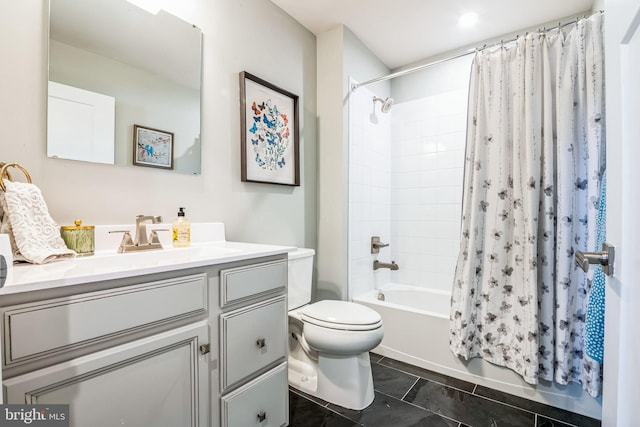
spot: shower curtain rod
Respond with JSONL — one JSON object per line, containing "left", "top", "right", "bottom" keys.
{"left": 351, "top": 10, "right": 604, "bottom": 92}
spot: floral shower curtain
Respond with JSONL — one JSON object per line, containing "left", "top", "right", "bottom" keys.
{"left": 449, "top": 13, "right": 604, "bottom": 397}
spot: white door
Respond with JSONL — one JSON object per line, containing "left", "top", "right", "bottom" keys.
{"left": 602, "top": 1, "right": 640, "bottom": 425}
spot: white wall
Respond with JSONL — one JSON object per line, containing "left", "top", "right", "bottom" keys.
{"left": 386, "top": 55, "right": 472, "bottom": 292}
{"left": 390, "top": 90, "right": 467, "bottom": 292}
{"left": 592, "top": 0, "right": 605, "bottom": 12}
{"left": 0, "top": 0, "right": 317, "bottom": 249}
{"left": 391, "top": 55, "right": 473, "bottom": 103}
{"left": 348, "top": 83, "right": 392, "bottom": 299}
{"left": 316, "top": 25, "right": 390, "bottom": 301}
{"left": 347, "top": 54, "right": 470, "bottom": 299}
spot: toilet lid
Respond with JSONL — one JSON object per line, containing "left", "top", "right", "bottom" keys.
{"left": 300, "top": 300, "right": 382, "bottom": 331}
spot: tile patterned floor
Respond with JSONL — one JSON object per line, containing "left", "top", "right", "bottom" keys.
{"left": 288, "top": 354, "right": 602, "bottom": 427}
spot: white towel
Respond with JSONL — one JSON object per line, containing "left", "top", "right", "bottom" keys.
{"left": 0, "top": 179, "right": 75, "bottom": 264}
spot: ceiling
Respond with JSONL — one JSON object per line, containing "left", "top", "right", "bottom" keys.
{"left": 269, "top": 0, "right": 595, "bottom": 69}
{"left": 50, "top": 0, "right": 201, "bottom": 88}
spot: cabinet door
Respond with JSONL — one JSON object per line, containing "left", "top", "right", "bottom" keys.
{"left": 3, "top": 321, "right": 209, "bottom": 427}
{"left": 220, "top": 296, "right": 287, "bottom": 392}
{"left": 221, "top": 362, "right": 288, "bottom": 427}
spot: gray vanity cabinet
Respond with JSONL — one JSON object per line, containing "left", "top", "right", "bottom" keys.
{"left": 218, "top": 260, "right": 289, "bottom": 427}
{"left": 0, "top": 253, "right": 289, "bottom": 427}
{"left": 1, "top": 273, "right": 210, "bottom": 426}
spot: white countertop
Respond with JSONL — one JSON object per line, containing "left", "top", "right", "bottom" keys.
{"left": 1, "top": 241, "right": 294, "bottom": 295}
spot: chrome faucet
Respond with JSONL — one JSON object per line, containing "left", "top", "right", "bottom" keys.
{"left": 373, "top": 260, "right": 399, "bottom": 271}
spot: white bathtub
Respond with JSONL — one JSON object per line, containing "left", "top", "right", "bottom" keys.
{"left": 361, "top": 285, "right": 451, "bottom": 318}
{"left": 353, "top": 283, "right": 601, "bottom": 420}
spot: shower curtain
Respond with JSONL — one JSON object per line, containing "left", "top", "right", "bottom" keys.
{"left": 449, "top": 13, "right": 604, "bottom": 397}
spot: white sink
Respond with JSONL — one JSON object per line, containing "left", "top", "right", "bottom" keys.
{"left": 92, "top": 243, "right": 243, "bottom": 265}
{"left": 2, "top": 222, "right": 294, "bottom": 294}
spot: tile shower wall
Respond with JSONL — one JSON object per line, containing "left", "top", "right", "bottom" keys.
{"left": 348, "top": 83, "right": 392, "bottom": 299}
{"left": 390, "top": 90, "right": 467, "bottom": 292}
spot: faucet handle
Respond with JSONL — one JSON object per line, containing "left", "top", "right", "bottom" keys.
{"left": 371, "top": 236, "right": 390, "bottom": 254}
{"left": 109, "top": 231, "right": 134, "bottom": 253}
{"left": 149, "top": 229, "right": 169, "bottom": 245}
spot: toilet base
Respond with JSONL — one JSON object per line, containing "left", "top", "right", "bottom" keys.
{"left": 288, "top": 351, "right": 375, "bottom": 410}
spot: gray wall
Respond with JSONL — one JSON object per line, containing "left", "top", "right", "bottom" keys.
{"left": 0, "top": 0, "right": 317, "bottom": 249}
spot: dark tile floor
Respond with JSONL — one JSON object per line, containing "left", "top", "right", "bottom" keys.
{"left": 288, "top": 353, "right": 602, "bottom": 427}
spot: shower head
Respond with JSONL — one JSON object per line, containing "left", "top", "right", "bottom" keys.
{"left": 373, "top": 96, "right": 394, "bottom": 113}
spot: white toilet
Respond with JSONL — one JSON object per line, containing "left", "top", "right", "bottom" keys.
{"left": 287, "top": 248, "right": 384, "bottom": 410}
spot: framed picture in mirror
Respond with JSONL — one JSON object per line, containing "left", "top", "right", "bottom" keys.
{"left": 133, "top": 124, "right": 174, "bottom": 169}
{"left": 239, "top": 71, "right": 300, "bottom": 186}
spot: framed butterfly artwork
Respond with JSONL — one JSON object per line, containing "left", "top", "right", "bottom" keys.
{"left": 239, "top": 71, "right": 300, "bottom": 186}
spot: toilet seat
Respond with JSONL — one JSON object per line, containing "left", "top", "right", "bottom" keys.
{"left": 300, "top": 300, "right": 382, "bottom": 331}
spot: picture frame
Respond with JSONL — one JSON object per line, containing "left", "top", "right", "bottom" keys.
{"left": 133, "top": 124, "right": 174, "bottom": 170}
{"left": 239, "top": 71, "right": 300, "bottom": 186}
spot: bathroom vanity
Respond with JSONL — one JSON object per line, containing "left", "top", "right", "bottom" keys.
{"left": 0, "top": 227, "right": 292, "bottom": 427}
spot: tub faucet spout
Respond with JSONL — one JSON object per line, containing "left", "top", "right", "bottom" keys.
{"left": 373, "top": 260, "right": 399, "bottom": 271}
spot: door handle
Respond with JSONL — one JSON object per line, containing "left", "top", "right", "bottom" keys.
{"left": 575, "top": 243, "right": 615, "bottom": 276}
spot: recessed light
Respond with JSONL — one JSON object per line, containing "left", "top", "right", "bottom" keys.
{"left": 459, "top": 12, "right": 478, "bottom": 28}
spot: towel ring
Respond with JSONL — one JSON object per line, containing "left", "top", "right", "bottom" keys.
{"left": 0, "top": 163, "right": 13, "bottom": 183}
{"left": 0, "top": 163, "right": 32, "bottom": 192}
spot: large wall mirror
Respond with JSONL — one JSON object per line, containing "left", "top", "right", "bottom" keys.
{"left": 48, "top": 0, "right": 202, "bottom": 174}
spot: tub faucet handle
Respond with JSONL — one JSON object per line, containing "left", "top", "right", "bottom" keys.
{"left": 371, "top": 236, "right": 390, "bottom": 254}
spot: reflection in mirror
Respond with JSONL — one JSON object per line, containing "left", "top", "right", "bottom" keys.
{"left": 48, "top": 0, "right": 202, "bottom": 174}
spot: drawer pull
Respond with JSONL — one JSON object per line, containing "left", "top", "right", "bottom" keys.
{"left": 256, "top": 338, "right": 266, "bottom": 349}
{"left": 199, "top": 344, "right": 210, "bottom": 355}
{"left": 257, "top": 411, "right": 267, "bottom": 423}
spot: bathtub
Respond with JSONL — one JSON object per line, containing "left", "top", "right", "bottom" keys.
{"left": 353, "top": 283, "right": 602, "bottom": 420}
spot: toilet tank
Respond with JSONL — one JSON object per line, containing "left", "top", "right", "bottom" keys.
{"left": 287, "top": 248, "right": 315, "bottom": 310}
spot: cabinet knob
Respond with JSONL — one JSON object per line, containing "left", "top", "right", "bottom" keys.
{"left": 199, "top": 344, "right": 210, "bottom": 355}
{"left": 256, "top": 338, "right": 266, "bottom": 349}
{"left": 257, "top": 411, "right": 267, "bottom": 423}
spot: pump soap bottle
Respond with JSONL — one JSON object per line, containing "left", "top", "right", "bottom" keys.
{"left": 172, "top": 207, "right": 191, "bottom": 247}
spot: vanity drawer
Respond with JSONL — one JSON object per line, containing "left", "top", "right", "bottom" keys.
{"left": 221, "top": 362, "right": 288, "bottom": 427}
{"left": 3, "top": 274, "right": 207, "bottom": 366}
{"left": 220, "top": 295, "right": 286, "bottom": 392}
{"left": 220, "top": 259, "right": 286, "bottom": 307}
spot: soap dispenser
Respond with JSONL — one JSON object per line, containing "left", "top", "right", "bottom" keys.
{"left": 172, "top": 207, "right": 190, "bottom": 247}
